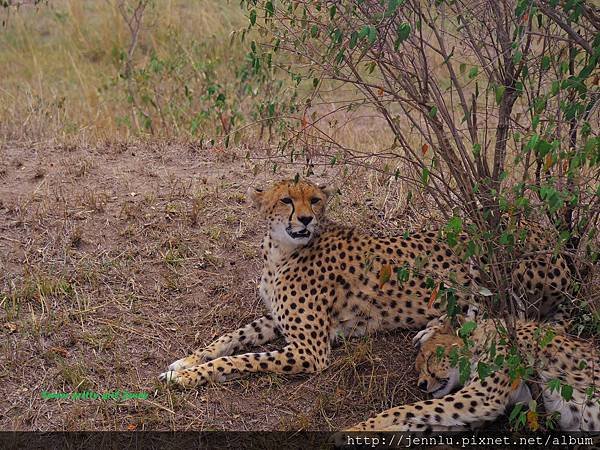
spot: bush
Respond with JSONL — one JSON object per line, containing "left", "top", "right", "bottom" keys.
{"left": 240, "top": 0, "right": 599, "bottom": 322}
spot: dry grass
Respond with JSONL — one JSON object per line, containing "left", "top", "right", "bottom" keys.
{"left": 0, "top": 137, "right": 432, "bottom": 431}
{"left": 0, "top": 0, "right": 247, "bottom": 141}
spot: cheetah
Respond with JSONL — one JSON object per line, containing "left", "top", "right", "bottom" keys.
{"left": 159, "top": 179, "right": 571, "bottom": 388}
{"left": 349, "top": 317, "right": 600, "bottom": 431}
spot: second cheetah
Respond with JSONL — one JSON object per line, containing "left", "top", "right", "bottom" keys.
{"left": 349, "top": 317, "right": 599, "bottom": 431}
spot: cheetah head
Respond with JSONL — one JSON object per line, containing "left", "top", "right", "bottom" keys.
{"left": 415, "top": 331, "right": 464, "bottom": 398}
{"left": 248, "top": 179, "right": 335, "bottom": 246}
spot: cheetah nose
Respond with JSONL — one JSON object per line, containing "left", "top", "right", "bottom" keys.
{"left": 298, "top": 216, "right": 313, "bottom": 226}
{"left": 418, "top": 380, "right": 428, "bottom": 391}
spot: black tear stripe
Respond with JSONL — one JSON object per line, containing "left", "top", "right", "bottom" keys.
{"left": 288, "top": 190, "right": 295, "bottom": 223}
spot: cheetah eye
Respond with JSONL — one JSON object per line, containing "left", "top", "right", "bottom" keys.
{"left": 280, "top": 197, "right": 293, "bottom": 205}
{"left": 310, "top": 197, "right": 321, "bottom": 204}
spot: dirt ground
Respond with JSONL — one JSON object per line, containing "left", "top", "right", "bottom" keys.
{"left": 0, "top": 140, "right": 427, "bottom": 431}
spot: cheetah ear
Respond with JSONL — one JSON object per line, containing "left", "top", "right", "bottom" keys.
{"left": 318, "top": 184, "right": 337, "bottom": 198}
{"left": 247, "top": 186, "right": 266, "bottom": 209}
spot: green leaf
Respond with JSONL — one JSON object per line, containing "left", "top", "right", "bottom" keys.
{"left": 494, "top": 354, "right": 505, "bottom": 367}
{"left": 499, "top": 195, "right": 508, "bottom": 211}
{"left": 548, "top": 378, "right": 560, "bottom": 392}
{"left": 421, "top": 167, "right": 430, "bottom": 185}
{"left": 472, "top": 143, "right": 481, "bottom": 157}
{"left": 329, "top": 5, "right": 336, "bottom": 19}
{"left": 465, "top": 240, "right": 477, "bottom": 258}
{"left": 396, "top": 265, "right": 410, "bottom": 283}
{"left": 515, "top": 81, "right": 524, "bottom": 96}
{"left": 397, "top": 23, "right": 411, "bottom": 41}
{"left": 509, "top": 403, "right": 524, "bottom": 422}
{"left": 265, "top": 1, "right": 274, "bottom": 17}
{"left": 540, "top": 328, "right": 555, "bottom": 347}
{"left": 561, "top": 384, "right": 573, "bottom": 401}
{"left": 477, "top": 361, "right": 492, "bottom": 380}
{"left": 581, "top": 121, "right": 592, "bottom": 138}
{"left": 446, "top": 216, "right": 462, "bottom": 233}
{"left": 249, "top": 9, "right": 257, "bottom": 26}
{"left": 468, "top": 67, "right": 478, "bottom": 79}
{"left": 535, "top": 139, "right": 552, "bottom": 156}
{"left": 332, "top": 28, "right": 343, "bottom": 45}
{"left": 394, "top": 23, "right": 411, "bottom": 49}
{"left": 445, "top": 216, "right": 461, "bottom": 247}
{"left": 449, "top": 346, "right": 459, "bottom": 367}
{"left": 533, "top": 96, "right": 547, "bottom": 114}
{"left": 526, "top": 134, "right": 539, "bottom": 151}
{"left": 560, "top": 61, "right": 569, "bottom": 74}
{"left": 358, "top": 25, "right": 370, "bottom": 39}
{"left": 586, "top": 385, "right": 596, "bottom": 399}
{"left": 513, "top": 50, "right": 522, "bottom": 65}
{"left": 445, "top": 289, "right": 458, "bottom": 317}
{"left": 495, "top": 85, "right": 505, "bottom": 105}
{"left": 349, "top": 31, "right": 358, "bottom": 48}
{"left": 459, "top": 321, "right": 477, "bottom": 338}
{"left": 428, "top": 106, "right": 438, "bottom": 118}
{"left": 499, "top": 232, "right": 514, "bottom": 246}
{"left": 435, "top": 345, "right": 445, "bottom": 360}
{"left": 386, "top": 0, "right": 405, "bottom": 16}
{"left": 541, "top": 55, "right": 551, "bottom": 70}
{"left": 367, "top": 26, "right": 377, "bottom": 45}
{"left": 459, "top": 356, "right": 471, "bottom": 384}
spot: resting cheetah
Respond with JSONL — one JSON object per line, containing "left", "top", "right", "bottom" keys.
{"left": 349, "top": 317, "right": 600, "bottom": 431}
{"left": 159, "top": 179, "right": 571, "bottom": 388}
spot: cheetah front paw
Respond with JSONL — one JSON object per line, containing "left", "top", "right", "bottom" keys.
{"left": 167, "top": 349, "right": 220, "bottom": 371}
{"left": 158, "top": 367, "right": 217, "bottom": 388}
{"left": 158, "top": 370, "right": 180, "bottom": 384}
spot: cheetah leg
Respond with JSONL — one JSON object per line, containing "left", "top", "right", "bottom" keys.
{"left": 347, "top": 372, "right": 515, "bottom": 431}
{"left": 159, "top": 340, "right": 329, "bottom": 388}
{"left": 166, "top": 315, "right": 280, "bottom": 371}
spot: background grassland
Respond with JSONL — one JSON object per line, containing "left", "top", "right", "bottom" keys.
{"left": 0, "top": 0, "right": 248, "bottom": 141}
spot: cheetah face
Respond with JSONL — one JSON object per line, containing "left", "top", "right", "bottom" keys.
{"left": 415, "top": 333, "right": 463, "bottom": 398}
{"left": 248, "top": 179, "right": 335, "bottom": 246}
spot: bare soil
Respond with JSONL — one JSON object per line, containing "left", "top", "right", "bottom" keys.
{"left": 0, "top": 140, "right": 426, "bottom": 431}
